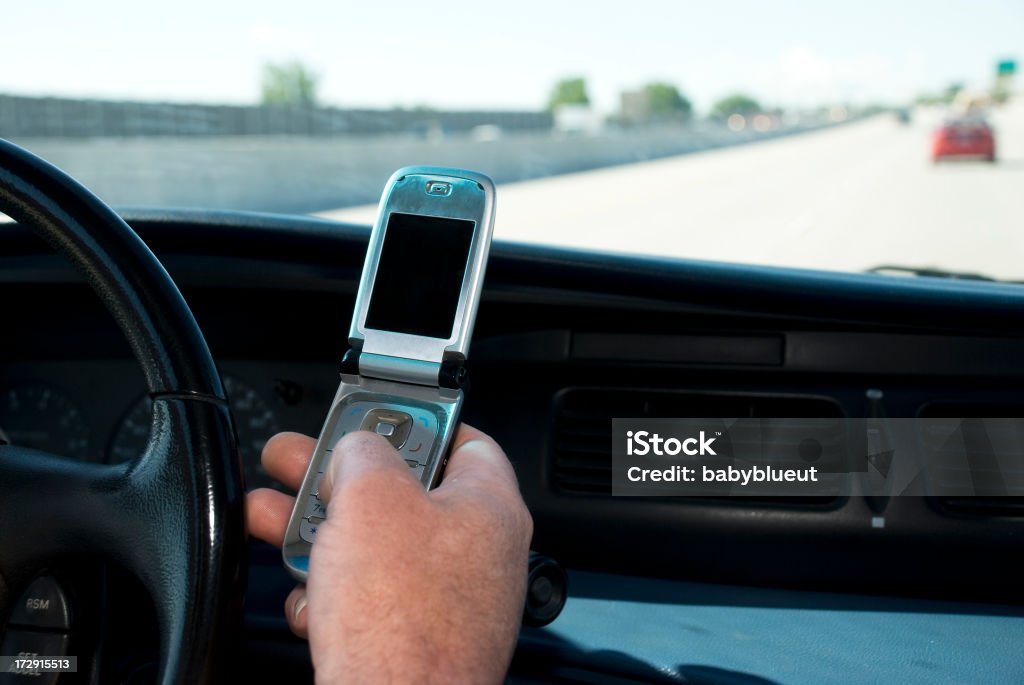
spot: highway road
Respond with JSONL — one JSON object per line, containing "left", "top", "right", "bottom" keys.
{"left": 322, "top": 102, "right": 1024, "bottom": 280}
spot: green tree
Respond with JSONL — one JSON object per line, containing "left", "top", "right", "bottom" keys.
{"left": 711, "top": 93, "right": 762, "bottom": 120}
{"left": 548, "top": 77, "right": 589, "bottom": 110}
{"left": 914, "top": 92, "right": 944, "bottom": 106}
{"left": 943, "top": 81, "right": 965, "bottom": 104}
{"left": 643, "top": 82, "right": 692, "bottom": 120}
{"left": 914, "top": 82, "right": 966, "bottom": 107}
{"left": 261, "top": 60, "right": 320, "bottom": 107}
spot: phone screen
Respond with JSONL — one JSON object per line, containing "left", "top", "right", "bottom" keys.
{"left": 365, "top": 212, "right": 476, "bottom": 339}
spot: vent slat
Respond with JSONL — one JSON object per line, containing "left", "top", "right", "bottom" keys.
{"left": 920, "top": 402, "right": 1024, "bottom": 517}
{"left": 554, "top": 456, "right": 605, "bottom": 468}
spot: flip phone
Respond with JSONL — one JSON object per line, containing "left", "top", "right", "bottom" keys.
{"left": 282, "top": 167, "right": 495, "bottom": 581}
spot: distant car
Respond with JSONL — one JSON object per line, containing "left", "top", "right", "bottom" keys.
{"left": 932, "top": 117, "right": 996, "bottom": 162}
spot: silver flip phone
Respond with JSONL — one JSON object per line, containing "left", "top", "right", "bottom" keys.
{"left": 282, "top": 166, "right": 496, "bottom": 581}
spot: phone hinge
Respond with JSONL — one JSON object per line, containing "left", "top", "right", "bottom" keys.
{"left": 358, "top": 352, "right": 441, "bottom": 387}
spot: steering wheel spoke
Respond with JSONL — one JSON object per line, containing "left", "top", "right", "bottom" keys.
{"left": 0, "top": 444, "right": 130, "bottom": 579}
{"left": 0, "top": 138, "right": 245, "bottom": 684}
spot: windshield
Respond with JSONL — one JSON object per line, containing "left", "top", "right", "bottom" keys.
{"left": 2, "top": 1, "right": 1021, "bottom": 278}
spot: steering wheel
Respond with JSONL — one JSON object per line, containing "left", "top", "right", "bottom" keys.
{"left": 0, "top": 139, "right": 245, "bottom": 683}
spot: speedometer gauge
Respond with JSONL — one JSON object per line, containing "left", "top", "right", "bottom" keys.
{"left": 0, "top": 382, "right": 90, "bottom": 459}
{"left": 108, "top": 375, "right": 281, "bottom": 489}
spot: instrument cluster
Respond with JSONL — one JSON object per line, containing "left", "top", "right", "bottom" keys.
{"left": 0, "top": 360, "right": 335, "bottom": 491}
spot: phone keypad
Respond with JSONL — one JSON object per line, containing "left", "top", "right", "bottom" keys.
{"left": 308, "top": 469, "right": 325, "bottom": 497}
{"left": 308, "top": 495, "right": 327, "bottom": 518}
{"left": 300, "top": 517, "right": 322, "bottom": 542}
{"left": 298, "top": 402, "right": 439, "bottom": 544}
{"left": 360, "top": 408, "right": 414, "bottom": 449}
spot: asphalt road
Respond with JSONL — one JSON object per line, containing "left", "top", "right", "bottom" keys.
{"left": 322, "top": 102, "right": 1024, "bottom": 280}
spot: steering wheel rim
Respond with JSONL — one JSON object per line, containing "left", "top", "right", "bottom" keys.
{"left": 0, "top": 138, "right": 246, "bottom": 684}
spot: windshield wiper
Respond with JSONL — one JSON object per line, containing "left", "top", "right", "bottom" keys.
{"left": 866, "top": 265, "right": 999, "bottom": 282}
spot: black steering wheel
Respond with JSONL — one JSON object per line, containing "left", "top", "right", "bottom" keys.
{"left": 0, "top": 139, "right": 245, "bottom": 683}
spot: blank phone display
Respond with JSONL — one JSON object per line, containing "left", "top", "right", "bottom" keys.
{"left": 365, "top": 212, "right": 475, "bottom": 339}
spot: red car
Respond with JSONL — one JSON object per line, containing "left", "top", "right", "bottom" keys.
{"left": 932, "top": 117, "right": 996, "bottom": 162}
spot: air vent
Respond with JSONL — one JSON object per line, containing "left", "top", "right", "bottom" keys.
{"left": 919, "top": 402, "right": 1024, "bottom": 517}
{"left": 550, "top": 388, "right": 842, "bottom": 505}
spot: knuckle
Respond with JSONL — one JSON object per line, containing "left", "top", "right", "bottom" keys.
{"left": 465, "top": 490, "right": 531, "bottom": 539}
{"left": 337, "top": 467, "right": 420, "bottom": 512}
{"left": 338, "top": 469, "right": 387, "bottom": 502}
{"left": 517, "top": 500, "right": 534, "bottom": 539}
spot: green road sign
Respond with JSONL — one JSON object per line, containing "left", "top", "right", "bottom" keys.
{"left": 997, "top": 60, "right": 1016, "bottom": 76}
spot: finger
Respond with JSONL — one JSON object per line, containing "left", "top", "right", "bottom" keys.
{"left": 318, "top": 430, "right": 421, "bottom": 504}
{"left": 433, "top": 423, "right": 521, "bottom": 497}
{"left": 246, "top": 488, "right": 296, "bottom": 547}
{"left": 284, "top": 585, "right": 309, "bottom": 639}
{"left": 262, "top": 432, "right": 317, "bottom": 491}
{"left": 449, "top": 422, "right": 492, "bottom": 452}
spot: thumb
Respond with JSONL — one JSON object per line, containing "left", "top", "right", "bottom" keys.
{"left": 317, "top": 430, "right": 420, "bottom": 505}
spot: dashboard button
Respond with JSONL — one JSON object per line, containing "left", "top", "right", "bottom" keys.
{"left": 0, "top": 629, "right": 69, "bottom": 684}
{"left": 7, "top": 576, "right": 70, "bottom": 631}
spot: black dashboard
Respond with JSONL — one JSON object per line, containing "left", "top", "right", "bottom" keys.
{"left": 3, "top": 209, "right": 1023, "bottom": 681}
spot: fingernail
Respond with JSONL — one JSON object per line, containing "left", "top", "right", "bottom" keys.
{"left": 293, "top": 594, "right": 308, "bottom": 621}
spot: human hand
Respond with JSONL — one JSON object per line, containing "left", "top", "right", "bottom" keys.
{"left": 247, "top": 424, "right": 533, "bottom": 683}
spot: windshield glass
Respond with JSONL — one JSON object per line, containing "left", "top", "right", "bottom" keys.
{"left": 2, "top": 1, "right": 1021, "bottom": 278}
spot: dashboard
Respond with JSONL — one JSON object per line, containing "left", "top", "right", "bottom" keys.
{"left": 0, "top": 360, "right": 330, "bottom": 490}
{"left": 2, "top": 209, "right": 1023, "bottom": 683}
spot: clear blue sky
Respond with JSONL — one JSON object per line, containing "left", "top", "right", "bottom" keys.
{"left": 3, "top": 0, "right": 1021, "bottom": 113}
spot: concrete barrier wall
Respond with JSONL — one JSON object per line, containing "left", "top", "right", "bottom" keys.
{"left": 9, "top": 120, "right": 845, "bottom": 214}
{"left": 0, "top": 94, "right": 552, "bottom": 137}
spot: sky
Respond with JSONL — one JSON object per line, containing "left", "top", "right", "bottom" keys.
{"left": 2, "top": 0, "right": 1021, "bottom": 114}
